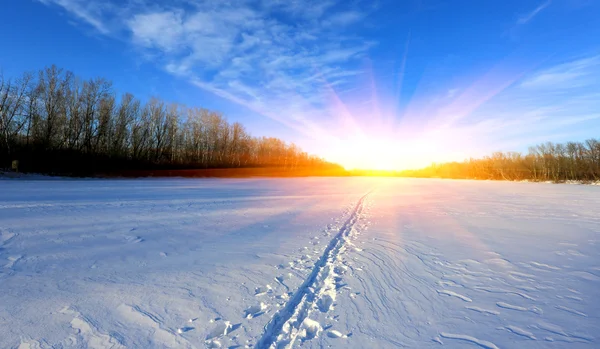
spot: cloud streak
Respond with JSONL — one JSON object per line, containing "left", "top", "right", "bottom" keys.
{"left": 520, "top": 55, "right": 600, "bottom": 89}
{"left": 37, "top": 0, "right": 112, "bottom": 34}
{"left": 516, "top": 0, "right": 551, "bottom": 25}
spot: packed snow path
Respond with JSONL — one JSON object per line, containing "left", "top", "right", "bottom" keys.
{"left": 0, "top": 178, "right": 599, "bottom": 348}
{"left": 256, "top": 191, "right": 371, "bottom": 348}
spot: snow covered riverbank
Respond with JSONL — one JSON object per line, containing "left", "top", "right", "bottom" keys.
{"left": 1, "top": 178, "right": 598, "bottom": 348}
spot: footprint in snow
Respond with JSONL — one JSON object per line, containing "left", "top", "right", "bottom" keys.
{"left": 255, "top": 285, "right": 272, "bottom": 296}
{"left": 327, "top": 330, "right": 347, "bottom": 338}
{"left": 124, "top": 236, "right": 144, "bottom": 244}
{"left": 177, "top": 326, "right": 194, "bottom": 334}
{"left": 274, "top": 276, "right": 290, "bottom": 291}
{"left": 205, "top": 321, "right": 241, "bottom": 340}
{"left": 5, "top": 255, "right": 22, "bottom": 269}
{"left": 299, "top": 319, "right": 322, "bottom": 341}
{"left": 205, "top": 339, "right": 221, "bottom": 348}
{"left": 317, "top": 293, "right": 335, "bottom": 312}
{"left": 245, "top": 302, "right": 268, "bottom": 319}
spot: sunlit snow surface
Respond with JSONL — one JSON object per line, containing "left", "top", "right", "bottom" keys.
{"left": 1, "top": 178, "right": 599, "bottom": 348}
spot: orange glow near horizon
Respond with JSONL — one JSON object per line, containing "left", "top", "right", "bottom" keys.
{"left": 323, "top": 136, "right": 462, "bottom": 171}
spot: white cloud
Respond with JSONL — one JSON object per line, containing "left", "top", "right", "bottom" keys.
{"left": 129, "top": 11, "right": 184, "bottom": 52}
{"left": 517, "top": 0, "right": 551, "bottom": 25}
{"left": 323, "top": 11, "right": 364, "bottom": 27}
{"left": 37, "top": 0, "right": 376, "bottom": 138}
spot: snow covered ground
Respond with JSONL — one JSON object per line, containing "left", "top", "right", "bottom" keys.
{"left": 1, "top": 178, "right": 599, "bottom": 348}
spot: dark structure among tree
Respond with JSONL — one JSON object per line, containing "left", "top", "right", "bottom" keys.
{"left": 0, "top": 66, "right": 341, "bottom": 176}
{"left": 400, "top": 140, "right": 600, "bottom": 182}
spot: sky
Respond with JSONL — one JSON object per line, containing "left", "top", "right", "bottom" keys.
{"left": 1, "top": 0, "right": 599, "bottom": 170}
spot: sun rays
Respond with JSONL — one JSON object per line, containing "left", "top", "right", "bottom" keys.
{"left": 291, "top": 50, "right": 553, "bottom": 171}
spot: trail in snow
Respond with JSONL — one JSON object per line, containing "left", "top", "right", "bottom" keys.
{"left": 255, "top": 192, "right": 371, "bottom": 349}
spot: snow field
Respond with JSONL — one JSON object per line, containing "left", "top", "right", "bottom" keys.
{"left": 1, "top": 177, "right": 599, "bottom": 348}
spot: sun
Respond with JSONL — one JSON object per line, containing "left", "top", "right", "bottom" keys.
{"left": 324, "top": 137, "right": 436, "bottom": 171}
{"left": 352, "top": 140, "right": 399, "bottom": 170}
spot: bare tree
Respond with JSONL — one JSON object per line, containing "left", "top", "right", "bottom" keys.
{"left": 0, "top": 72, "right": 33, "bottom": 156}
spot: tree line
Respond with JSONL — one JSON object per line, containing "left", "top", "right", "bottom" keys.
{"left": 399, "top": 139, "right": 600, "bottom": 182}
{"left": 0, "top": 65, "right": 341, "bottom": 175}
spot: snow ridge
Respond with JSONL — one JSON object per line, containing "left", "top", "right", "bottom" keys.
{"left": 255, "top": 192, "right": 371, "bottom": 349}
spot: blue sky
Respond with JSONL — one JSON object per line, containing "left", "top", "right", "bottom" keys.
{"left": 2, "top": 0, "right": 599, "bottom": 169}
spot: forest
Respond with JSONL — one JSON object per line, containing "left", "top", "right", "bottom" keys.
{"left": 399, "top": 140, "right": 600, "bottom": 182}
{"left": 0, "top": 66, "right": 341, "bottom": 176}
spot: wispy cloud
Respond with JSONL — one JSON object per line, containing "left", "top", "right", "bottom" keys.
{"left": 516, "top": 0, "right": 551, "bottom": 25}
{"left": 37, "top": 0, "right": 112, "bottom": 34}
{"left": 37, "top": 0, "right": 375, "bottom": 138}
{"left": 520, "top": 55, "right": 600, "bottom": 89}
{"left": 323, "top": 11, "right": 364, "bottom": 27}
